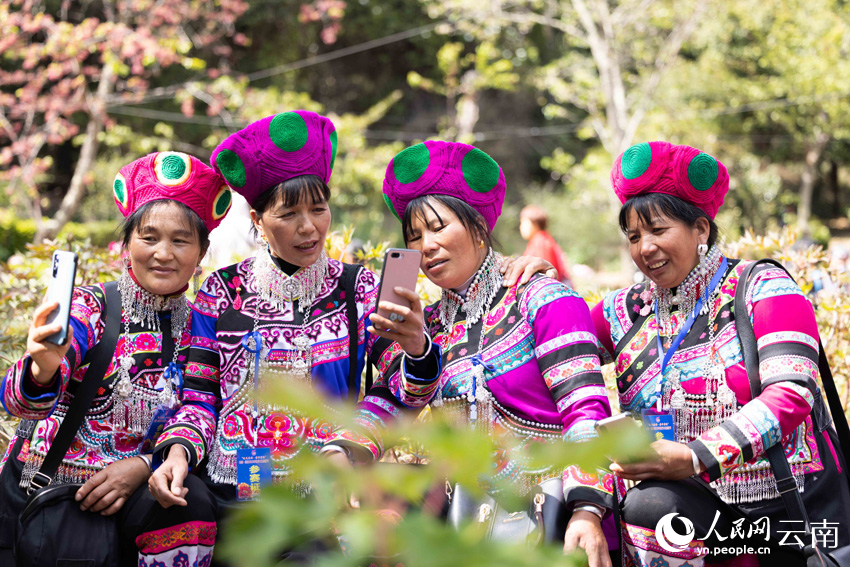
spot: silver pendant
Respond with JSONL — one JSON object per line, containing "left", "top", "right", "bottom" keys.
{"left": 115, "top": 379, "right": 133, "bottom": 398}
{"left": 670, "top": 388, "right": 686, "bottom": 410}
{"left": 292, "top": 334, "right": 310, "bottom": 350}
{"left": 292, "top": 358, "right": 309, "bottom": 374}
{"left": 717, "top": 384, "right": 736, "bottom": 406}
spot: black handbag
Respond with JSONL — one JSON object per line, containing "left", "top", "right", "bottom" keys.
{"left": 446, "top": 477, "right": 569, "bottom": 546}
{"left": 736, "top": 259, "right": 850, "bottom": 567}
{"left": 14, "top": 281, "right": 122, "bottom": 567}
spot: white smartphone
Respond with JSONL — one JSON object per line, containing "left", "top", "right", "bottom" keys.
{"left": 376, "top": 248, "right": 422, "bottom": 322}
{"left": 594, "top": 412, "right": 636, "bottom": 433}
{"left": 45, "top": 251, "right": 78, "bottom": 345}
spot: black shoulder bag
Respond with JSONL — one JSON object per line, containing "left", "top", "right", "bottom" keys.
{"left": 736, "top": 259, "right": 850, "bottom": 567}
{"left": 14, "top": 281, "right": 122, "bottom": 567}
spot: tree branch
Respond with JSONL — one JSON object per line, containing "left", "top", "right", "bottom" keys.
{"left": 35, "top": 64, "right": 115, "bottom": 242}
{"left": 623, "top": 0, "right": 710, "bottom": 148}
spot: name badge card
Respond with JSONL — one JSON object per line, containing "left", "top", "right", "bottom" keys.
{"left": 140, "top": 405, "right": 178, "bottom": 454}
{"left": 641, "top": 409, "right": 676, "bottom": 442}
{"left": 236, "top": 447, "right": 272, "bottom": 501}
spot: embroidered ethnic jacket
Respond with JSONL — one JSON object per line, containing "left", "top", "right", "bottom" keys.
{"left": 328, "top": 274, "right": 614, "bottom": 508}
{"left": 152, "top": 257, "right": 440, "bottom": 486}
{"left": 592, "top": 259, "right": 832, "bottom": 502}
{"left": 1, "top": 284, "right": 192, "bottom": 485}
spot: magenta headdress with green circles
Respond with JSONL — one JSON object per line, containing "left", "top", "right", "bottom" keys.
{"left": 113, "top": 152, "right": 233, "bottom": 231}
{"left": 382, "top": 141, "right": 507, "bottom": 232}
{"left": 210, "top": 110, "right": 338, "bottom": 207}
{"left": 611, "top": 141, "right": 729, "bottom": 219}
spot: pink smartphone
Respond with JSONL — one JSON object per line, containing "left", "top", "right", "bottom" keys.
{"left": 376, "top": 248, "right": 422, "bottom": 322}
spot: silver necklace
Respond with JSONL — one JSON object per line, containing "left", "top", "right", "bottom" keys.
{"left": 434, "top": 250, "right": 503, "bottom": 431}
{"left": 252, "top": 246, "right": 328, "bottom": 314}
{"left": 113, "top": 268, "right": 189, "bottom": 433}
{"left": 651, "top": 245, "right": 722, "bottom": 336}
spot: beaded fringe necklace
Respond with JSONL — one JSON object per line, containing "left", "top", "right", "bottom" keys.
{"left": 433, "top": 250, "right": 503, "bottom": 431}
{"left": 112, "top": 268, "right": 188, "bottom": 434}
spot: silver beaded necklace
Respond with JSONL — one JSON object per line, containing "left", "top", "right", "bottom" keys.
{"left": 433, "top": 250, "right": 503, "bottom": 431}
{"left": 248, "top": 247, "right": 328, "bottom": 382}
{"left": 113, "top": 268, "right": 188, "bottom": 434}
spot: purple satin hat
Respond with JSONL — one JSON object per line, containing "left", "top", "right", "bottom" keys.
{"left": 113, "top": 152, "right": 232, "bottom": 231}
{"left": 210, "top": 110, "right": 337, "bottom": 206}
{"left": 382, "top": 141, "right": 507, "bottom": 232}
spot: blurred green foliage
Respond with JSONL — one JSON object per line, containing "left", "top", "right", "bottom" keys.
{"left": 216, "top": 377, "right": 650, "bottom": 567}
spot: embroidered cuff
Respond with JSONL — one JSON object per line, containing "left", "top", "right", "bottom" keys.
{"left": 21, "top": 358, "right": 61, "bottom": 402}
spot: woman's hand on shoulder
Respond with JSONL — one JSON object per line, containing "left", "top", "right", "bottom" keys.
{"left": 609, "top": 439, "right": 700, "bottom": 481}
{"left": 501, "top": 255, "right": 557, "bottom": 287}
{"left": 564, "top": 510, "right": 611, "bottom": 567}
{"left": 367, "top": 287, "right": 428, "bottom": 357}
{"left": 148, "top": 445, "right": 190, "bottom": 508}
{"left": 75, "top": 455, "right": 151, "bottom": 516}
{"left": 27, "top": 298, "right": 74, "bottom": 385}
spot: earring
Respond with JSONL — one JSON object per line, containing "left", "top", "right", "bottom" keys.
{"left": 123, "top": 255, "right": 131, "bottom": 271}
{"left": 479, "top": 240, "right": 485, "bottom": 249}
{"left": 698, "top": 243, "right": 708, "bottom": 264}
{"left": 193, "top": 266, "right": 202, "bottom": 294}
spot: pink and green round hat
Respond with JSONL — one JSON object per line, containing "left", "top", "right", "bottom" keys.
{"left": 113, "top": 152, "right": 233, "bottom": 231}
{"left": 382, "top": 141, "right": 507, "bottom": 232}
{"left": 611, "top": 141, "right": 729, "bottom": 219}
{"left": 210, "top": 110, "right": 337, "bottom": 206}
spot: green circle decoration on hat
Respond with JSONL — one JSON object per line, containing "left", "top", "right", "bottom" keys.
{"left": 212, "top": 186, "right": 233, "bottom": 220}
{"left": 155, "top": 152, "right": 192, "bottom": 186}
{"left": 461, "top": 148, "right": 500, "bottom": 193}
{"left": 113, "top": 173, "right": 128, "bottom": 208}
{"left": 269, "top": 112, "right": 309, "bottom": 152}
{"left": 383, "top": 194, "right": 400, "bottom": 221}
{"left": 393, "top": 143, "right": 430, "bottom": 184}
{"left": 621, "top": 143, "right": 652, "bottom": 180}
{"left": 215, "top": 149, "right": 247, "bottom": 188}
{"left": 687, "top": 153, "right": 719, "bottom": 191}
{"left": 329, "top": 130, "right": 338, "bottom": 172}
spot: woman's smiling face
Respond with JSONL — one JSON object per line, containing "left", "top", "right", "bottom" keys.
{"left": 626, "top": 208, "right": 709, "bottom": 289}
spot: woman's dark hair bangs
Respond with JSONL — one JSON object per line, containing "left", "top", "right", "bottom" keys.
{"left": 619, "top": 192, "right": 718, "bottom": 247}
{"left": 254, "top": 175, "right": 330, "bottom": 216}
{"left": 121, "top": 199, "right": 210, "bottom": 252}
{"left": 401, "top": 194, "right": 491, "bottom": 248}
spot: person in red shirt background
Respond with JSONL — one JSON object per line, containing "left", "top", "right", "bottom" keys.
{"left": 520, "top": 204, "right": 572, "bottom": 286}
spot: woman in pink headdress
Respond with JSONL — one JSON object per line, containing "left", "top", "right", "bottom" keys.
{"left": 323, "top": 141, "right": 616, "bottom": 567}
{"left": 591, "top": 142, "right": 850, "bottom": 567}
{"left": 0, "top": 152, "right": 233, "bottom": 565}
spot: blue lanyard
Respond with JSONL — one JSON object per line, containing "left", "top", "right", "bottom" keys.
{"left": 241, "top": 331, "right": 263, "bottom": 421}
{"left": 163, "top": 362, "right": 184, "bottom": 399}
{"left": 652, "top": 256, "right": 728, "bottom": 411}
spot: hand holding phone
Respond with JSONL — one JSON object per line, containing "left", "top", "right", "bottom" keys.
{"left": 369, "top": 249, "right": 429, "bottom": 357}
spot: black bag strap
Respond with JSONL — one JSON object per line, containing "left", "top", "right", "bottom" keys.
{"left": 734, "top": 259, "right": 850, "bottom": 556}
{"left": 29, "top": 281, "right": 121, "bottom": 492}
{"left": 343, "top": 263, "right": 364, "bottom": 401}
{"left": 735, "top": 259, "right": 850, "bottom": 456}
